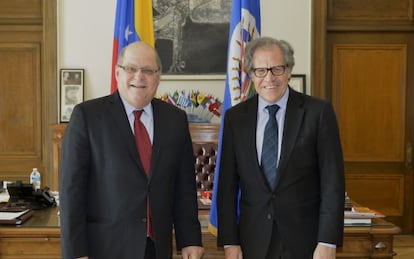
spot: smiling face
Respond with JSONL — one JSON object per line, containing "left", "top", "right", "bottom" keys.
{"left": 115, "top": 42, "right": 161, "bottom": 109}
{"left": 251, "top": 45, "right": 291, "bottom": 103}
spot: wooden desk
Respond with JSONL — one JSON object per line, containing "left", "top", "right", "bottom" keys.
{"left": 0, "top": 207, "right": 61, "bottom": 259}
{"left": 193, "top": 213, "right": 401, "bottom": 259}
{"left": 0, "top": 208, "right": 400, "bottom": 258}
{"left": 173, "top": 211, "right": 224, "bottom": 259}
{"left": 338, "top": 218, "right": 401, "bottom": 258}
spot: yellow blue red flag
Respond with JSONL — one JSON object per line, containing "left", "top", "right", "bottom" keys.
{"left": 111, "top": 0, "right": 155, "bottom": 93}
{"left": 209, "top": 0, "right": 261, "bottom": 236}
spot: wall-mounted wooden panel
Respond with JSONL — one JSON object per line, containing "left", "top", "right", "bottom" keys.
{"left": 0, "top": 42, "right": 42, "bottom": 181}
{"left": 0, "top": 43, "right": 41, "bottom": 156}
{"left": 346, "top": 174, "right": 404, "bottom": 216}
{"left": 0, "top": 0, "right": 42, "bottom": 21}
{"left": 314, "top": 0, "right": 414, "bottom": 233}
{"left": 332, "top": 44, "right": 406, "bottom": 162}
{"left": 0, "top": 0, "right": 57, "bottom": 189}
{"left": 328, "top": 0, "right": 413, "bottom": 22}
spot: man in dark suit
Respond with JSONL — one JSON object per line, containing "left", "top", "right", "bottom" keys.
{"left": 217, "top": 37, "right": 345, "bottom": 259}
{"left": 59, "top": 42, "right": 204, "bottom": 259}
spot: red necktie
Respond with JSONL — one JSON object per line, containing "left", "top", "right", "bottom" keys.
{"left": 134, "top": 110, "right": 153, "bottom": 239}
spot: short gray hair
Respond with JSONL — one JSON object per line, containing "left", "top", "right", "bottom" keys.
{"left": 244, "top": 37, "right": 295, "bottom": 74}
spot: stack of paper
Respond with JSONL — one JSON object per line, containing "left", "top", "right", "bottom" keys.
{"left": 344, "top": 206, "right": 385, "bottom": 225}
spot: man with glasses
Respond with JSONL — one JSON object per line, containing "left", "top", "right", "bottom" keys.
{"left": 216, "top": 37, "right": 345, "bottom": 259}
{"left": 60, "top": 41, "right": 204, "bottom": 259}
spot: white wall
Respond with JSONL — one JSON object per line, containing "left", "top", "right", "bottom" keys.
{"left": 58, "top": 0, "right": 310, "bottom": 102}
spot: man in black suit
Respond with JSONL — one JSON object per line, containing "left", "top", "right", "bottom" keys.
{"left": 217, "top": 37, "right": 345, "bottom": 259}
{"left": 59, "top": 41, "right": 204, "bottom": 259}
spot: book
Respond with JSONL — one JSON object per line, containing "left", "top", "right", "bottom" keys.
{"left": 344, "top": 206, "right": 385, "bottom": 226}
{"left": 0, "top": 209, "right": 34, "bottom": 225}
{"left": 345, "top": 206, "right": 385, "bottom": 219}
{"left": 344, "top": 217, "right": 372, "bottom": 225}
{"left": 344, "top": 205, "right": 385, "bottom": 226}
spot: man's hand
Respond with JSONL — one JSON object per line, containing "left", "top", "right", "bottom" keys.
{"left": 181, "top": 245, "right": 204, "bottom": 259}
{"left": 313, "top": 243, "right": 336, "bottom": 259}
{"left": 224, "top": 245, "right": 243, "bottom": 259}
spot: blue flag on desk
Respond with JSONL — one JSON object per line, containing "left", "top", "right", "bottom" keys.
{"left": 208, "top": 0, "right": 261, "bottom": 236}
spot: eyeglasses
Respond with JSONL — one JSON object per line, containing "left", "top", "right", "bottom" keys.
{"left": 252, "top": 65, "right": 288, "bottom": 78}
{"left": 118, "top": 65, "right": 159, "bottom": 76}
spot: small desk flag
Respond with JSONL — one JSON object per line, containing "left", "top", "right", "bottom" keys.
{"left": 111, "top": 0, "right": 155, "bottom": 93}
{"left": 208, "top": 0, "right": 261, "bottom": 236}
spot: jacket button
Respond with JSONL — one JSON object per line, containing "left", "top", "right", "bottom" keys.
{"left": 142, "top": 218, "right": 147, "bottom": 223}
{"left": 267, "top": 214, "right": 272, "bottom": 220}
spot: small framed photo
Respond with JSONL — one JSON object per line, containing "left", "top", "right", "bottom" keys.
{"left": 290, "top": 74, "right": 307, "bottom": 94}
{"left": 60, "top": 69, "right": 84, "bottom": 122}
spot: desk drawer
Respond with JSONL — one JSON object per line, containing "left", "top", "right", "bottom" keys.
{"left": 0, "top": 237, "right": 61, "bottom": 258}
{"left": 337, "top": 233, "right": 395, "bottom": 258}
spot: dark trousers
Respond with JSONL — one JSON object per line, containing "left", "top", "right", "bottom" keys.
{"left": 144, "top": 237, "right": 156, "bottom": 259}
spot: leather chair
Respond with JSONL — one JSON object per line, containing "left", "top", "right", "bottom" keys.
{"left": 193, "top": 143, "right": 217, "bottom": 191}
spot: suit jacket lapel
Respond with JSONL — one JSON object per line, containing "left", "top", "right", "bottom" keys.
{"left": 240, "top": 96, "right": 271, "bottom": 190}
{"left": 274, "top": 89, "right": 304, "bottom": 188}
{"left": 149, "top": 99, "right": 164, "bottom": 181}
{"left": 244, "top": 96, "right": 261, "bottom": 169}
{"left": 108, "top": 92, "right": 145, "bottom": 175}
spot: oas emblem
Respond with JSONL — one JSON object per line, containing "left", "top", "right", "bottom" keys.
{"left": 227, "top": 8, "right": 260, "bottom": 106}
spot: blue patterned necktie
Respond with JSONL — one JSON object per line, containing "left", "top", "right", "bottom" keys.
{"left": 261, "top": 104, "right": 280, "bottom": 190}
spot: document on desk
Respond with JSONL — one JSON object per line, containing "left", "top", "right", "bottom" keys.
{"left": 0, "top": 209, "right": 34, "bottom": 224}
{"left": 0, "top": 210, "right": 30, "bottom": 220}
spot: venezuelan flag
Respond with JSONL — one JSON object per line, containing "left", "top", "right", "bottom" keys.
{"left": 111, "top": 0, "right": 155, "bottom": 93}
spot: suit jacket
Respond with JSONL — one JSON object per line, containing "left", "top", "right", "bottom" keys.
{"left": 59, "top": 91, "right": 202, "bottom": 259}
{"left": 217, "top": 89, "right": 345, "bottom": 258}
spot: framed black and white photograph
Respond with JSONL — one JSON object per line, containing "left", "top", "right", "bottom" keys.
{"left": 153, "top": 1, "right": 231, "bottom": 75}
{"left": 290, "top": 74, "right": 306, "bottom": 94}
{"left": 60, "top": 69, "right": 84, "bottom": 122}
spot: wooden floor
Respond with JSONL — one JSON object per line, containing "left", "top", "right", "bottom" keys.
{"left": 394, "top": 235, "right": 414, "bottom": 258}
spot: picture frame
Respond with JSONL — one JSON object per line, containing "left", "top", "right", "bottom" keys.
{"left": 153, "top": 2, "right": 231, "bottom": 75}
{"left": 60, "top": 69, "right": 84, "bottom": 122}
{"left": 290, "top": 74, "right": 307, "bottom": 94}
